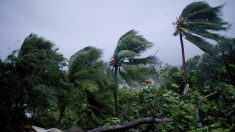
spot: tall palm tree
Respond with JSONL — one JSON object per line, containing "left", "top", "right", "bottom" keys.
{"left": 111, "top": 30, "right": 156, "bottom": 116}
{"left": 174, "top": 1, "right": 229, "bottom": 73}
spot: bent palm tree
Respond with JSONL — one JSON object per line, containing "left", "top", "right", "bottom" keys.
{"left": 111, "top": 30, "right": 156, "bottom": 116}
{"left": 68, "top": 46, "right": 114, "bottom": 124}
{"left": 174, "top": 1, "right": 229, "bottom": 73}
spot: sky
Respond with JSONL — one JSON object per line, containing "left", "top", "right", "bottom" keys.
{"left": 0, "top": 0, "right": 235, "bottom": 65}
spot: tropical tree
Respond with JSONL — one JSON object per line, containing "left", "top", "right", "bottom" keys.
{"left": 173, "top": 1, "right": 229, "bottom": 73}
{"left": 110, "top": 30, "right": 156, "bottom": 116}
{"left": 68, "top": 46, "right": 114, "bottom": 128}
{"left": 19, "top": 34, "right": 70, "bottom": 124}
{"left": 0, "top": 34, "right": 68, "bottom": 131}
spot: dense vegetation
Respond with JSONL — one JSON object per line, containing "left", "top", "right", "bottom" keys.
{"left": 0, "top": 1, "right": 234, "bottom": 132}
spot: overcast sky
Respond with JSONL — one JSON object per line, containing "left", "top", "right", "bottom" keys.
{"left": 0, "top": 0, "right": 235, "bottom": 65}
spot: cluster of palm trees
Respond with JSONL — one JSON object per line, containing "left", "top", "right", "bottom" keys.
{"left": 68, "top": 1, "right": 229, "bottom": 117}
{"left": 68, "top": 30, "right": 157, "bottom": 117}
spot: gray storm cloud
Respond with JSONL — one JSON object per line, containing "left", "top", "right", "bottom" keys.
{"left": 0, "top": 0, "right": 234, "bottom": 65}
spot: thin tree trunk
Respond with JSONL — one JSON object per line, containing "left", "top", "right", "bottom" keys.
{"left": 88, "top": 117, "right": 172, "bottom": 132}
{"left": 180, "top": 34, "right": 186, "bottom": 73}
{"left": 179, "top": 34, "right": 189, "bottom": 95}
{"left": 114, "top": 66, "right": 118, "bottom": 117}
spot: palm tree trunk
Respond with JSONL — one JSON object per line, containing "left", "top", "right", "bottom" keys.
{"left": 179, "top": 34, "right": 189, "bottom": 95}
{"left": 180, "top": 34, "right": 186, "bottom": 73}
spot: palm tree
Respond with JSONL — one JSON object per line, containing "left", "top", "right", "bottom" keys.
{"left": 111, "top": 30, "right": 156, "bottom": 116}
{"left": 68, "top": 46, "right": 114, "bottom": 125}
{"left": 173, "top": 1, "right": 229, "bottom": 73}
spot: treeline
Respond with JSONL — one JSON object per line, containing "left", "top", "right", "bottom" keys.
{"left": 0, "top": 1, "right": 235, "bottom": 131}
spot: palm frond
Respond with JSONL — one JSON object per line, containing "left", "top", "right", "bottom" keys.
{"left": 126, "top": 55, "right": 157, "bottom": 65}
{"left": 115, "top": 30, "right": 153, "bottom": 55}
{"left": 68, "top": 46, "right": 103, "bottom": 77}
{"left": 19, "top": 33, "right": 54, "bottom": 57}
{"left": 105, "top": 66, "right": 116, "bottom": 83}
{"left": 181, "top": 1, "right": 224, "bottom": 23}
{"left": 184, "top": 21, "right": 229, "bottom": 31}
{"left": 118, "top": 70, "right": 134, "bottom": 87}
{"left": 185, "top": 33, "right": 214, "bottom": 54}
{"left": 122, "top": 65, "right": 144, "bottom": 82}
{"left": 73, "top": 68, "right": 98, "bottom": 80}
{"left": 82, "top": 80, "right": 99, "bottom": 92}
{"left": 186, "top": 28, "right": 224, "bottom": 42}
{"left": 117, "top": 50, "right": 138, "bottom": 59}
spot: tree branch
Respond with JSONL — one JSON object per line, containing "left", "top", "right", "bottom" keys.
{"left": 196, "top": 91, "right": 217, "bottom": 124}
{"left": 198, "top": 91, "right": 217, "bottom": 105}
{"left": 88, "top": 117, "right": 172, "bottom": 132}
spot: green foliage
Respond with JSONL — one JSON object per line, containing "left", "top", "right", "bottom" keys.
{"left": 104, "top": 117, "right": 121, "bottom": 126}
{"left": 182, "top": 37, "right": 235, "bottom": 131}
{"left": 0, "top": 34, "right": 68, "bottom": 131}
{"left": 117, "top": 87, "right": 198, "bottom": 131}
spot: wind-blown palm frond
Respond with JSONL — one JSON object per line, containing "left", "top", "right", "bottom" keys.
{"left": 19, "top": 33, "right": 54, "bottom": 57}
{"left": 68, "top": 46, "right": 103, "bottom": 81}
{"left": 185, "top": 33, "right": 214, "bottom": 53}
{"left": 82, "top": 80, "right": 99, "bottom": 93}
{"left": 186, "top": 29, "right": 223, "bottom": 41}
{"left": 118, "top": 70, "right": 133, "bottom": 87}
{"left": 181, "top": 2, "right": 224, "bottom": 22}
{"left": 117, "top": 50, "right": 138, "bottom": 59}
{"left": 126, "top": 56, "right": 157, "bottom": 65}
{"left": 73, "top": 68, "right": 100, "bottom": 80}
{"left": 121, "top": 65, "right": 144, "bottom": 82}
{"left": 115, "top": 30, "right": 153, "bottom": 55}
{"left": 185, "top": 22, "right": 228, "bottom": 31}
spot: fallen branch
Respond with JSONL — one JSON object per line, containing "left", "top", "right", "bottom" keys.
{"left": 88, "top": 117, "right": 172, "bottom": 132}
{"left": 198, "top": 91, "right": 218, "bottom": 105}
{"left": 196, "top": 91, "right": 217, "bottom": 124}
